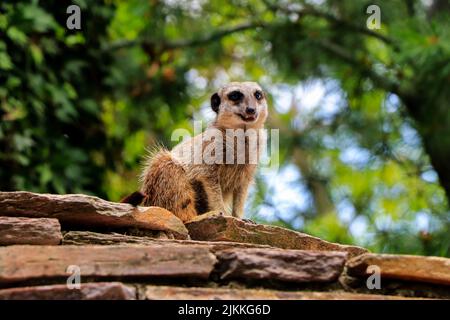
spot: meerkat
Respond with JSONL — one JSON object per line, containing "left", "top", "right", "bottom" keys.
{"left": 122, "top": 82, "right": 268, "bottom": 222}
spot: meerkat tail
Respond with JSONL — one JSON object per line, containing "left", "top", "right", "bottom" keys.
{"left": 120, "top": 191, "right": 146, "bottom": 206}
{"left": 140, "top": 148, "right": 198, "bottom": 222}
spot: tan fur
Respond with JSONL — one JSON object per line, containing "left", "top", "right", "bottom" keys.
{"left": 140, "top": 82, "right": 268, "bottom": 222}
{"left": 140, "top": 149, "right": 198, "bottom": 222}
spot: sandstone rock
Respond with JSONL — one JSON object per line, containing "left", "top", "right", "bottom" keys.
{"left": 340, "top": 275, "right": 450, "bottom": 299}
{"left": 0, "top": 191, "right": 188, "bottom": 239}
{"left": 215, "top": 248, "right": 347, "bottom": 283}
{"left": 0, "top": 217, "right": 62, "bottom": 245}
{"left": 346, "top": 253, "right": 450, "bottom": 286}
{"left": 0, "top": 282, "right": 136, "bottom": 300}
{"left": 0, "top": 244, "right": 216, "bottom": 285}
{"left": 186, "top": 213, "right": 367, "bottom": 258}
{"left": 144, "top": 285, "right": 417, "bottom": 300}
{"left": 62, "top": 231, "right": 176, "bottom": 246}
{"left": 62, "top": 230, "right": 274, "bottom": 251}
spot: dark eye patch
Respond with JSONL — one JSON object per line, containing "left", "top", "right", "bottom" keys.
{"left": 227, "top": 90, "right": 244, "bottom": 102}
{"left": 254, "top": 90, "right": 263, "bottom": 100}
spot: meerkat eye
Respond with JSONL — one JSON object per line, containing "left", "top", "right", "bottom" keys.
{"left": 227, "top": 90, "right": 244, "bottom": 102}
{"left": 254, "top": 90, "right": 263, "bottom": 100}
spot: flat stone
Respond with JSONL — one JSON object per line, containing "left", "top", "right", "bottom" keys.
{"left": 144, "top": 285, "right": 419, "bottom": 300}
{"left": 0, "top": 217, "right": 62, "bottom": 245}
{"left": 186, "top": 213, "right": 367, "bottom": 258}
{"left": 0, "top": 282, "right": 136, "bottom": 300}
{"left": 0, "top": 244, "right": 216, "bottom": 285}
{"left": 0, "top": 191, "right": 188, "bottom": 239}
{"left": 340, "top": 274, "right": 450, "bottom": 299}
{"left": 346, "top": 253, "right": 450, "bottom": 286}
{"left": 63, "top": 231, "right": 179, "bottom": 245}
{"left": 62, "top": 230, "right": 274, "bottom": 251}
{"left": 215, "top": 248, "right": 347, "bottom": 283}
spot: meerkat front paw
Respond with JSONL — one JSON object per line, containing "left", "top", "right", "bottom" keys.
{"left": 199, "top": 210, "right": 226, "bottom": 219}
{"left": 241, "top": 218, "right": 257, "bottom": 224}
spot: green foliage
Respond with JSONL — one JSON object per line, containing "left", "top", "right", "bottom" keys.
{"left": 1, "top": 0, "right": 449, "bottom": 256}
{"left": 0, "top": 0, "right": 115, "bottom": 196}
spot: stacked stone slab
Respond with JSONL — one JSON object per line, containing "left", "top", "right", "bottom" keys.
{"left": 0, "top": 191, "right": 448, "bottom": 300}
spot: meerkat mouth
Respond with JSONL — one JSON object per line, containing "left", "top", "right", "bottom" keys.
{"left": 237, "top": 113, "right": 258, "bottom": 122}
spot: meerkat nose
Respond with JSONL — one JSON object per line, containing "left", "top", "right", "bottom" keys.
{"left": 246, "top": 107, "right": 256, "bottom": 115}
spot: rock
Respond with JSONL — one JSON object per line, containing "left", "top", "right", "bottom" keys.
{"left": 0, "top": 244, "right": 217, "bottom": 285}
{"left": 340, "top": 275, "right": 450, "bottom": 299}
{"left": 62, "top": 230, "right": 274, "bottom": 251}
{"left": 62, "top": 231, "right": 177, "bottom": 246}
{"left": 144, "top": 285, "right": 418, "bottom": 300}
{"left": 0, "top": 282, "right": 136, "bottom": 300}
{"left": 215, "top": 248, "right": 347, "bottom": 283}
{"left": 186, "top": 213, "right": 367, "bottom": 258}
{"left": 0, "top": 191, "right": 188, "bottom": 239}
{"left": 346, "top": 253, "right": 450, "bottom": 286}
{"left": 0, "top": 217, "right": 62, "bottom": 245}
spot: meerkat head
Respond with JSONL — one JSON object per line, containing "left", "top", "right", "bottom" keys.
{"left": 210, "top": 82, "right": 268, "bottom": 129}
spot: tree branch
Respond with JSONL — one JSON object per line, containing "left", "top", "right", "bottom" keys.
{"left": 313, "top": 38, "right": 402, "bottom": 96}
{"left": 263, "top": 1, "right": 399, "bottom": 50}
{"left": 106, "top": 6, "right": 403, "bottom": 99}
{"left": 427, "top": 0, "right": 450, "bottom": 19}
{"left": 166, "top": 22, "right": 264, "bottom": 49}
{"left": 105, "top": 22, "right": 263, "bottom": 52}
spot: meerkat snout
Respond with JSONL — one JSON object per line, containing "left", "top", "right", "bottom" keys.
{"left": 245, "top": 106, "right": 256, "bottom": 115}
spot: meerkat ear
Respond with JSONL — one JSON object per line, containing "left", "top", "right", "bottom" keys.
{"left": 210, "top": 93, "right": 221, "bottom": 113}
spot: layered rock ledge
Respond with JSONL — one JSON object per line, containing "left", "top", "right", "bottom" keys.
{"left": 0, "top": 191, "right": 448, "bottom": 300}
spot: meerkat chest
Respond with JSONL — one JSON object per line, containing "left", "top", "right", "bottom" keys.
{"left": 217, "top": 129, "right": 261, "bottom": 192}
{"left": 222, "top": 130, "right": 263, "bottom": 164}
{"left": 218, "top": 163, "right": 256, "bottom": 193}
